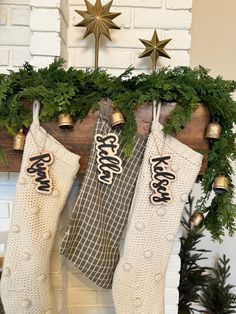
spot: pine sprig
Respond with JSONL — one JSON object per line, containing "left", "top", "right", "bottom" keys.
{"left": 178, "top": 196, "right": 212, "bottom": 314}
{"left": 200, "top": 254, "right": 236, "bottom": 314}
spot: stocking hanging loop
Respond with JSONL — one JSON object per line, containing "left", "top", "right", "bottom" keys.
{"left": 32, "top": 100, "right": 40, "bottom": 126}
{"left": 152, "top": 100, "right": 161, "bottom": 124}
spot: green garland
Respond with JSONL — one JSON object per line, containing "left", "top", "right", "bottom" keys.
{"left": 0, "top": 58, "right": 236, "bottom": 241}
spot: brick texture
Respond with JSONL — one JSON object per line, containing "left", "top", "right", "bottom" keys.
{"left": 1, "top": 0, "right": 29, "bottom": 4}
{"left": 30, "top": 0, "right": 61, "bottom": 8}
{"left": 0, "top": 202, "right": 10, "bottom": 219}
{"left": 0, "top": 6, "right": 8, "bottom": 25}
{"left": 166, "top": 0, "right": 192, "bottom": 10}
{"left": 0, "top": 48, "right": 10, "bottom": 66}
{"left": 12, "top": 47, "right": 31, "bottom": 66}
{"left": 0, "top": 1, "right": 31, "bottom": 70}
{"left": 30, "top": 8, "right": 60, "bottom": 32}
{"left": 0, "top": 0, "right": 69, "bottom": 70}
{"left": 11, "top": 6, "right": 30, "bottom": 25}
{"left": 0, "top": 26, "right": 31, "bottom": 45}
{"left": 30, "top": 32, "right": 61, "bottom": 56}
{"left": 134, "top": 8, "right": 192, "bottom": 29}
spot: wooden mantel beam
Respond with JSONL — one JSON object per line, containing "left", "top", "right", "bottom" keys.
{"left": 0, "top": 102, "right": 210, "bottom": 174}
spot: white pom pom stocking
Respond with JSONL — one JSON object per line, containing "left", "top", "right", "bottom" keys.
{"left": 112, "top": 103, "right": 203, "bottom": 314}
{"left": 1, "top": 101, "right": 80, "bottom": 314}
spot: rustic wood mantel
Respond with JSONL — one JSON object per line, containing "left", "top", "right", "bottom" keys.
{"left": 0, "top": 102, "right": 210, "bottom": 174}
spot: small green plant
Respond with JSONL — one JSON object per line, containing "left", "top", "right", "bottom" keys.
{"left": 200, "top": 254, "right": 236, "bottom": 314}
{"left": 178, "top": 196, "right": 211, "bottom": 314}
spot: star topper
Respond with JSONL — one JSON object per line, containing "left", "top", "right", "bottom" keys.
{"left": 139, "top": 30, "right": 172, "bottom": 72}
{"left": 75, "top": 0, "right": 121, "bottom": 69}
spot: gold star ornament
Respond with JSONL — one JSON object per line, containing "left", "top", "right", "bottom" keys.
{"left": 75, "top": 0, "right": 121, "bottom": 69}
{"left": 139, "top": 30, "right": 172, "bottom": 71}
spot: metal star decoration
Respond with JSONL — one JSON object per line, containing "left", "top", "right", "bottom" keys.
{"left": 139, "top": 30, "right": 172, "bottom": 71}
{"left": 75, "top": 0, "right": 121, "bottom": 69}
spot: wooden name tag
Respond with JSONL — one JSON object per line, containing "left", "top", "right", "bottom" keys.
{"left": 95, "top": 133, "right": 122, "bottom": 185}
{"left": 26, "top": 152, "right": 54, "bottom": 195}
{"left": 150, "top": 156, "right": 176, "bottom": 205}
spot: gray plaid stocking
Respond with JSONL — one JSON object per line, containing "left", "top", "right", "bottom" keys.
{"left": 60, "top": 103, "right": 147, "bottom": 289}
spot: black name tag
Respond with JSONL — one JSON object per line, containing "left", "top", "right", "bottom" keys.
{"left": 95, "top": 133, "right": 122, "bottom": 185}
{"left": 26, "top": 152, "right": 54, "bottom": 195}
{"left": 150, "top": 156, "right": 176, "bottom": 205}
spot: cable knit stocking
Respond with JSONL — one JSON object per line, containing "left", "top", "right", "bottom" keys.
{"left": 1, "top": 101, "right": 80, "bottom": 314}
{"left": 112, "top": 103, "right": 203, "bottom": 314}
{"left": 60, "top": 101, "right": 147, "bottom": 289}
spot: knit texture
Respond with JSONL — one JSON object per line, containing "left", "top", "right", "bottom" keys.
{"left": 0, "top": 101, "right": 80, "bottom": 314}
{"left": 60, "top": 103, "right": 147, "bottom": 289}
{"left": 112, "top": 110, "right": 203, "bottom": 314}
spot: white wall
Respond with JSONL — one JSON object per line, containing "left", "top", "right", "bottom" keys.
{"left": 191, "top": 0, "right": 236, "bottom": 293}
{"left": 191, "top": 0, "right": 236, "bottom": 80}
{"left": 0, "top": 0, "right": 193, "bottom": 313}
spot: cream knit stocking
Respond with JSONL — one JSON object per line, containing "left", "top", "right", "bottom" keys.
{"left": 1, "top": 101, "right": 80, "bottom": 314}
{"left": 112, "top": 103, "right": 203, "bottom": 314}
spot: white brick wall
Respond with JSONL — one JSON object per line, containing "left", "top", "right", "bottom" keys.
{"left": 0, "top": 1, "right": 31, "bottom": 73}
{"left": 29, "top": 0, "right": 69, "bottom": 67}
{"left": 0, "top": 0, "right": 68, "bottom": 71}
{"left": 11, "top": 6, "right": 30, "bottom": 25}
{"left": 68, "top": 0, "right": 192, "bottom": 73}
{"left": 0, "top": 0, "right": 193, "bottom": 312}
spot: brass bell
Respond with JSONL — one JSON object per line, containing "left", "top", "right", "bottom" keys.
{"left": 190, "top": 212, "right": 204, "bottom": 227}
{"left": 206, "top": 118, "right": 222, "bottom": 139}
{"left": 58, "top": 113, "right": 73, "bottom": 129}
{"left": 213, "top": 175, "right": 229, "bottom": 194}
{"left": 13, "top": 129, "right": 26, "bottom": 151}
{"left": 111, "top": 110, "right": 125, "bottom": 128}
{"left": 0, "top": 256, "right": 4, "bottom": 269}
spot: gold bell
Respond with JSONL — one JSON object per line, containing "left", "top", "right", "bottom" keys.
{"left": 190, "top": 212, "right": 204, "bottom": 227}
{"left": 111, "top": 110, "right": 125, "bottom": 128}
{"left": 206, "top": 118, "right": 222, "bottom": 139}
{"left": 58, "top": 113, "right": 73, "bottom": 129}
{"left": 13, "top": 129, "right": 26, "bottom": 151}
{"left": 213, "top": 175, "right": 229, "bottom": 194}
{"left": 0, "top": 256, "right": 4, "bottom": 269}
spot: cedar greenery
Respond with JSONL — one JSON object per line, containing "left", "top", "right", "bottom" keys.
{"left": 200, "top": 254, "right": 236, "bottom": 314}
{"left": 0, "top": 58, "right": 236, "bottom": 241}
{"left": 178, "top": 196, "right": 211, "bottom": 314}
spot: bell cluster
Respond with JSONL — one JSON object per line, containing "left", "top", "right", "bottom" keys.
{"left": 189, "top": 116, "right": 229, "bottom": 227}
{"left": 13, "top": 109, "right": 125, "bottom": 151}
